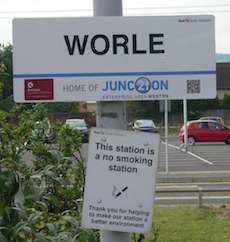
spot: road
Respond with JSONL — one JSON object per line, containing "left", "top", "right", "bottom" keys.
{"left": 158, "top": 137, "right": 230, "bottom": 172}
{"left": 156, "top": 137, "right": 230, "bottom": 204}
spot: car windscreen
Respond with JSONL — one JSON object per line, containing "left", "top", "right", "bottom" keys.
{"left": 135, "top": 120, "right": 155, "bottom": 128}
{"left": 66, "top": 120, "right": 86, "bottom": 128}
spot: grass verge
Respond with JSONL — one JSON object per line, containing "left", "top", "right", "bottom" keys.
{"left": 134, "top": 205, "right": 230, "bottom": 242}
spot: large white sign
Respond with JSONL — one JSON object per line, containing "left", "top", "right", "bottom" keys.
{"left": 82, "top": 128, "right": 160, "bottom": 233}
{"left": 13, "top": 15, "right": 216, "bottom": 102}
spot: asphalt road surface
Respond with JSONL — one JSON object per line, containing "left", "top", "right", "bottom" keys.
{"left": 158, "top": 137, "right": 230, "bottom": 172}
{"left": 157, "top": 137, "right": 230, "bottom": 204}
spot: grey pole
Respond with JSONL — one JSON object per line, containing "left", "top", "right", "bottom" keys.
{"left": 164, "top": 100, "right": 169, "bottom": 173}
{"left": 183, "top": 99, "right": 188, "bottom": 151}
{"left": 94, "top": 0, "right": 122, "bottom": 16}
{"left": 93, "top": 0, "right": 129, "bottom": 242}
{"left": 94, "top": 0, "right": 127, "bottom": 131}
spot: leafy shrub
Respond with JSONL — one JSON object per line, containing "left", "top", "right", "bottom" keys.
{"left": 222, "top": 94, "right": 230, "bottom": 109}
{"left": 0, "top": 104, "right": 99, "bottom": 242}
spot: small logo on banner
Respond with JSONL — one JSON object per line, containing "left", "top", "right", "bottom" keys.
{"left": 135, "top": 77, "right": 151, "bottom": 93}
{"left": 25, "top": 79, "right": 54, "bottom": 100}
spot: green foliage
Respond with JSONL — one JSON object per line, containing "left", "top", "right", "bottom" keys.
{"left": 44, "top": 102, "right": 79, "bottom": 113}
{"left": 144, "top": 205, "right": 230, "bottom": 242}
{"left": 0, "top": 95, "right": 14, "bottom": 112}
{"left": 222, "top": 94, "right": 230, "bottom": 109}
{"left": 128, "top": 98, "right": 224, "bottom": 124}
{"left": 187, "top": 97, "right": 220, "bottom": 111}
{"left": 0, "top": 44, "right": 13, "bottom": 98}
{"left": 128, "top": 101, "right": 159, "bottom": 119}
{"left": 0, "top": 104, "right": 99, "bottom": 242}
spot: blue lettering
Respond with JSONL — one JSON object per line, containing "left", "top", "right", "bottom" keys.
{"left": 102, "top": 81, "right": 109, "bottom": 91}
{"left": 127, "top": 81, "right": 135, "bottom": 90}
{"left": 152, "top": 80, "right": 168, "bottom": 90}
{"left": 161, "top": 80, "right": 168, "bottom": 90}
{"left": 102, "top": 79, "right": 168, "bottom": 92}
{"left": 152, "top": 80, "right": 159, "bottom": 90}
{"left": 110, "top": 81, "right": 117, "bottom": 91}
{"left": 118, "top": 81, "right": 126, "bottom": 91}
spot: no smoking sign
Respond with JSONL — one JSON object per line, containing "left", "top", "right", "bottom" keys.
{"left": 82, "top": 128, "right": 160, "bottom": 233}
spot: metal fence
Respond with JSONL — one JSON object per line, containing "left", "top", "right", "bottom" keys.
{"left": 156, "top": 185, "right": 230, "bottom": 207}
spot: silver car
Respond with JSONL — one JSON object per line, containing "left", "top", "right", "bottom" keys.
{"left": 132, "top": 119, "right": 158, "bottom": 133}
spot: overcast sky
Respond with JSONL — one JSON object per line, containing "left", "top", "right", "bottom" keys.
{"left": 1, "top": 0, "right": 230, "bottom": 53}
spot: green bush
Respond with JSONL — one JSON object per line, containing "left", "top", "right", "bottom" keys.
{"left": 0, "top": 104, "right": 99, "bottom": 242}
{"left": 222, "top": 94, "right": 230, "bottom": 109}
{"left": 0, "top": 95, "right": 14, "bottom": 112}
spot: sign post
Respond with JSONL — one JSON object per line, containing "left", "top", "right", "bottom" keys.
{"left": 93, "top": 1, "right": 128, "bottom": 242}
{"left": 165, "top": 100, "right": 169, "bottom": 173}
{"left": 183, "top": 99, "right": 188, "bottom": 150}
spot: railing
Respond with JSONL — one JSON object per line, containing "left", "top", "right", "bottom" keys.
{"left": 156, "top": 185, "right": 230, "bottom": 207}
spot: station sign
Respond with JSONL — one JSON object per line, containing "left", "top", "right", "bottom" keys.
{"left": 13, "top": 15, "right": 216, "bottom": 102}
{"left": 82, "top": 128, "right": 160, "bottom": 233}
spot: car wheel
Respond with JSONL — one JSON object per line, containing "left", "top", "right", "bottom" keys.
{"left": 225, "top": 136, "right": 230, "bottom": 145}
{"left": 188, "top": 136, "right": 196, "bottom": 146}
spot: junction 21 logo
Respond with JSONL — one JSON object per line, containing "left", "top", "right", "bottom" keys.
{"left": 135, "top": 77, "right": 151, "bottom": 93}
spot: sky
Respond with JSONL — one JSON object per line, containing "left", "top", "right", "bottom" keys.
{"left": 1, "top": 0, "right": 230, "bottom": 53}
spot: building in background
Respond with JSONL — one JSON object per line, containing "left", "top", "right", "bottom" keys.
{"left": 79, "top": 101, "right": 96, "bottom": 113}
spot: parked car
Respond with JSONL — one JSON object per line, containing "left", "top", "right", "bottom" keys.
{"left": 199, "top": 116, "right": 224, "bottom": 124}
{"left": 65, "top": 119, "right": 89, "bottom": 142}
{"left": 132, "top": 119, "right": 158, "bottom": 133}
{"left": 179, "top": 120, "right": 230, "bottom": 145}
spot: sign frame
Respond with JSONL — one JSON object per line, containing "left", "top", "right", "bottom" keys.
{"left": 13, "top": 15, "right": 216, "bottom": 102}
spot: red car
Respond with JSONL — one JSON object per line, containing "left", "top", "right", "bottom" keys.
{"left": 179, "top": 120, "right": 230, "bottom": 145}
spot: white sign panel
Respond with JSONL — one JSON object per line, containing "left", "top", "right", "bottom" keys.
{"left": 82, "top": 128, "right": 160, "bottom": 233}
{"left": 13, "top": 15, "right": 216, "bottom": 102}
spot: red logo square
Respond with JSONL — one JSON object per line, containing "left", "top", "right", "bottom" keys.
{"left": 25, "top": 79, "right": 54, "bottom": 100}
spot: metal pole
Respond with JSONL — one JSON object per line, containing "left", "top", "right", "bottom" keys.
{"left": 197, "top": 187, "right": 203, "bottom": 208}
{"left": 93, "top": 0, "right": 129, "bottom": 241}
{"left": 164, "top": 100, "right": 169, "bottom": 173}
{"left": 94, "top": 0, "right": 123, "bottom": 16}
{"left": 183, "top": 99, "right": 188, "bottom": 151}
